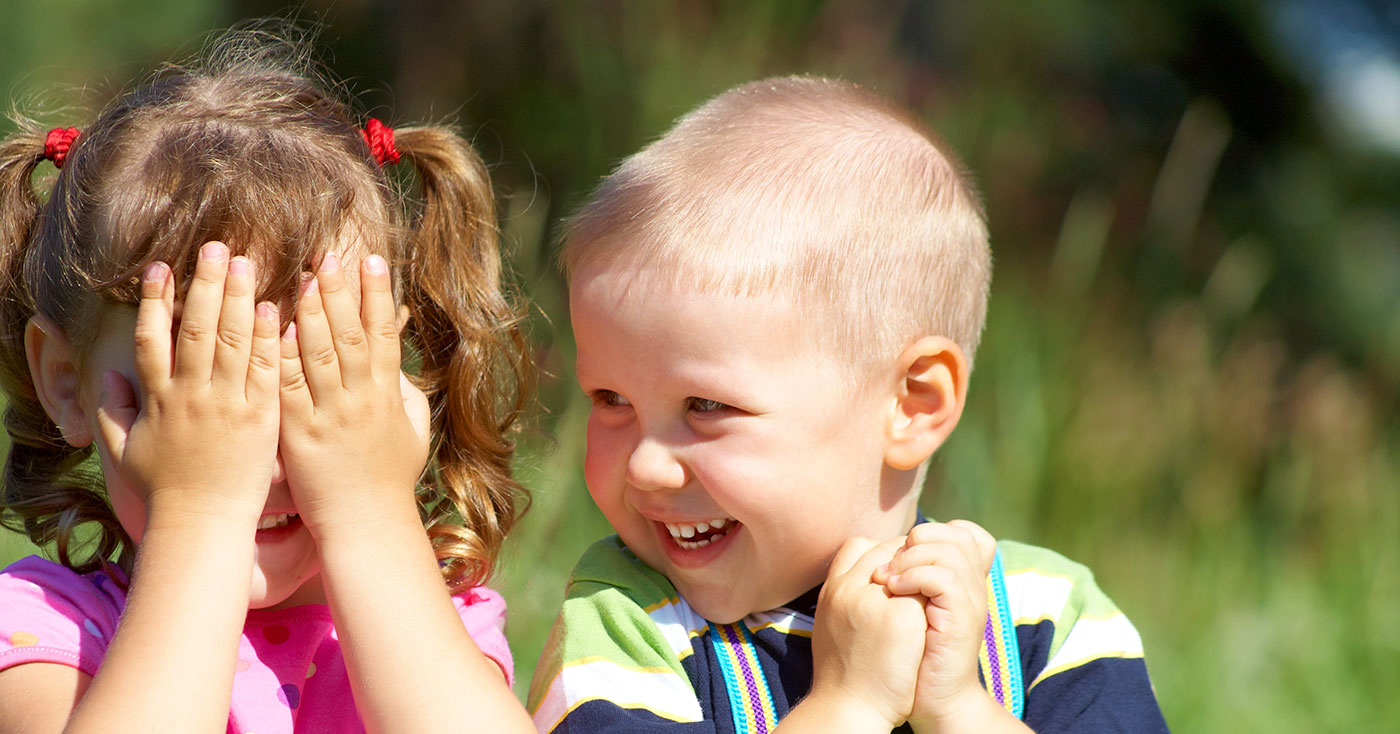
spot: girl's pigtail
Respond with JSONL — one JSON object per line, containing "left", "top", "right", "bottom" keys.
{"left": 0, "top": 123, "right": 132, "bottom": 575}
{"left": 391, "top": 125, "right": 531, "bottom": 592}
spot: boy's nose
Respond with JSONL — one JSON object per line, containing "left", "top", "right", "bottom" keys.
{"left": 625, "top": 437, "right": 687, "bottom": 492}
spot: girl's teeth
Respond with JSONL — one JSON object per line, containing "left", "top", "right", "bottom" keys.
{"left": 256, "top": 513, "right": 297, "bottom": 531}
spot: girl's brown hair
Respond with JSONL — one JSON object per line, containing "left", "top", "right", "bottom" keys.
{"left": 0, "top": 31, "right": 530, "bottom": 591}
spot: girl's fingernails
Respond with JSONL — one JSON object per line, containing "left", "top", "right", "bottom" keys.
{"left": 319, "top": 251, "right": 340, "bottom": 273}
{"left": 229, "top": 256, "right": 250, "bottom": 277}
{"left": 143, "top": 261, "right": 168, "bottom": 283}
{"left": 200, "top": 241, "right": 228, "bottom": 261}
{"left": 365, "top": 254, "right": 388, "bottom": 275}
{"left": 283, "top": 322, "right": 297, "bottom": 341}
{"left": 256, "top": 301, "right": 277, "bottom": 320}
{"left": 300, "top": 271, "right": 317, "bottom": 294}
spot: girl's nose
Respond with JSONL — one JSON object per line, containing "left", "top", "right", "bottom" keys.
{"left": 271, "top": 448, "right": 287, "bottom": 484}
{"left": 625, "top": 436, "right": 687, "bottom": 492}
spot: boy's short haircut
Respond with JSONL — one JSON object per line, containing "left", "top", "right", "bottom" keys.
{"left": 563, "top": 75, "right": 992, "bottom": 368}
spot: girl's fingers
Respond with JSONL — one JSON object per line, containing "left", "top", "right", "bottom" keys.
{"left": 174, "top": 241, "right": 230, "bottom": 382}
{"left": 132, "top": 261, "right": 175, "bottom": 392}
{"left": 211, "top": 256, "right": 256, "bottom": 386}
{"left": 361, "top": 254, "right": 401, "bottom": 379}
{"left": 293, "top": 272, "right": 341, "bottom": 400}
{"left": 278, "top": 322, "right": 313, "bottom": 414}
{"left": 92, "top": 370, "right": 138, "bottom": 462}
{"left": 246, "top": 301, "right": 281, "bottom": 408}
{"left": 400, "top": 372, "right": 431, "bottom": 443}
{"left": 315, "top": 251, "right": 371, "bottom": 387}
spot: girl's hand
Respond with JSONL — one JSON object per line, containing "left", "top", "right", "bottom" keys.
{"left": 798, "top": 535, "right": 927, "bottom": 732}
{"left": 94, "top": 242, "right": 282, "bottom": 523}
{"left": 277, "top": 251, "right": 430, "bottom": 541}
{"left": 876, "top": 520, "right": 1001, "bottom": 734}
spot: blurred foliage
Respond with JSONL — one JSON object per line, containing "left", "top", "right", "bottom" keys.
{"left": 2, "top": 1, "right": 1397, "bottom": 730}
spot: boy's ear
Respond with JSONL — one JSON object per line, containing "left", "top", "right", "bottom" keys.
{"left": 884, "top": 335, "right": 968, "bottom": 471}
{"left": 25, "top": 315, "right": 93, "bottom": 448}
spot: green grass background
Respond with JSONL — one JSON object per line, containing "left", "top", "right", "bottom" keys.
{"left": 3, "top": 2, "right": 1398, "bottom": 731}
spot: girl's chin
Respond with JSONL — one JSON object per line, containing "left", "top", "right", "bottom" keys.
{"left": 248, "top": 517, "right": 323, "bottom": 608}
{"left": 249, "top": 573, "right": 325, "bottom": 609}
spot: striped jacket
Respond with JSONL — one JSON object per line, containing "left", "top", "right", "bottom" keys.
{"left": 528, "top": 535, "right": 1169, "bottom": 733}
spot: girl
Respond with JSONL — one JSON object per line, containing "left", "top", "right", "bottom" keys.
{"left": 0, "top": 31, "right": 535, "bottom": 733}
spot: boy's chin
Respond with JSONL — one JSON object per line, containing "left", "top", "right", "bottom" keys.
{"left": 674, "top": 583, "right": 773, "bottom": 625}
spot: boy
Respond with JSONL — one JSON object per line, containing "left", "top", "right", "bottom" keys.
{"left": 528, "top": 77, "right": 1169, "bottom": 733}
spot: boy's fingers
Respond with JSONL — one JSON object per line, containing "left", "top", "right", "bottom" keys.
{"left": 906, "top": 521, "right": 995, "bottom": 578}
{"left": 132, "top": 262, "right": 174, "bottom": 392}
{"left": 361, "top": 254, "right": 401, "bottom": 380}
{"left": 315, "top": 251, "right": 371, "bottom": 387}
{"left": 946, "top": 519, "right": 998, "bottom": 573}
{"left": 885, "top": 541, "right": 964, "bottom": 576}
{"left": 884, "top": 564, "right": 966, "bottom": 606}
{"left": 884, "top": 543, "right": 985, "bottom": 602}
{"left": 246, "top": 301, "right": 280, "bottom": 408}
{"left": 173, "top": 242, "right": 229, "bottom": 382}
{"left": 827, "top": 535, "right": 905, "bottom": 589}
{"left": 293, "top": 273, "right": 341, "bottom": 400}
{"left": 828, "top": 536, "right": 879, "bottom": 578}
{"left": 92, "top": 370, "right": 137, "bottom": 462}
{"left": 850, "top": 536, "right": 908, "bottom": 581}
{"left": 211, "top": 256, "right": 256, "bottom": 387}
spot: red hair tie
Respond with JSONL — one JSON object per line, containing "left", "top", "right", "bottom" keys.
{"left": 361, "top": 118, "right": 400, "bottom": 166}
{"left": 44, "top": 127, "right": 81, "bottom": 168}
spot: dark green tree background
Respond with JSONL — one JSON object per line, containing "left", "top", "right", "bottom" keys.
{"left": 3, "top": 2, "right": 1396, "bottom": 730}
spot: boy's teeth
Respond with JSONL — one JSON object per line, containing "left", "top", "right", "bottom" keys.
{"left": 662, "top": 518, "right": 734, "bottom": 545}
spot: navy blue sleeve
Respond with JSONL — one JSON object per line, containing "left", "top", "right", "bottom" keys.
{"left": 1022, "top": 657, "right": 1170, "bottom": 733}
{"left": 554, "top": 700, "right": 719, "bottom": 733}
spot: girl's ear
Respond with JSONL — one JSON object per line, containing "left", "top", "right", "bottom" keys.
{"left": 25, "top": 315, "right": 93, "bottom": 447}
{"left": 884, "top": 335, "right": 968, "bottom": 471}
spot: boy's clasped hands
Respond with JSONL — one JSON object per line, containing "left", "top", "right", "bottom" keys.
{"left": 95, "top": 240, "right": 429, "bottom": 548}
{"left": 809, "top": 520, "right": 1004, "bottom": 733}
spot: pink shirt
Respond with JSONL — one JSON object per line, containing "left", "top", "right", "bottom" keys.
{"left": 0, "top": 556, "right": 513, "bottom": 733}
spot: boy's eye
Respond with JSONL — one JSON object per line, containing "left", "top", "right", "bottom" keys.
{"left": 687, "top": 397, "right": 729, "bottom": 414}
{"left": 590, "top": 389, "right": 631, "bottom": 408}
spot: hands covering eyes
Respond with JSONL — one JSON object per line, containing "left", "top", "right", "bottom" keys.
{"left": 93, "top": 243, "right": 430, "bottom": 534}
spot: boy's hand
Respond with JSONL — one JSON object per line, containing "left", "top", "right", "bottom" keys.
{"left": 806, "top": 535, "right": 927, "bottom": 731}
{"left": 277, "top": 251, "right": 430, "bottom": 542}
{"left": 876, "top": 520, "right": 999, "bottom": 733}
{"left": 95, "top": 242, "right": 282, "bottom": 524}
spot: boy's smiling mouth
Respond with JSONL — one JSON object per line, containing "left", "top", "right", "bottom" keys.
{"left": 663, "top": 517, "right": 739, "bottom": 550}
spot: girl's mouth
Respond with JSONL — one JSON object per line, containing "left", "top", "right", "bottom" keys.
{"left": 662, "top": 517, "right": 739, "bottom": 550}
{"left": 256, "top": 513, "right": 300, "bottom": 532}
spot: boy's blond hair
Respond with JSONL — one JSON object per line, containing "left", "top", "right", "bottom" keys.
{"left": 563, "top": 75, "right": 991, "bottom": 369}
